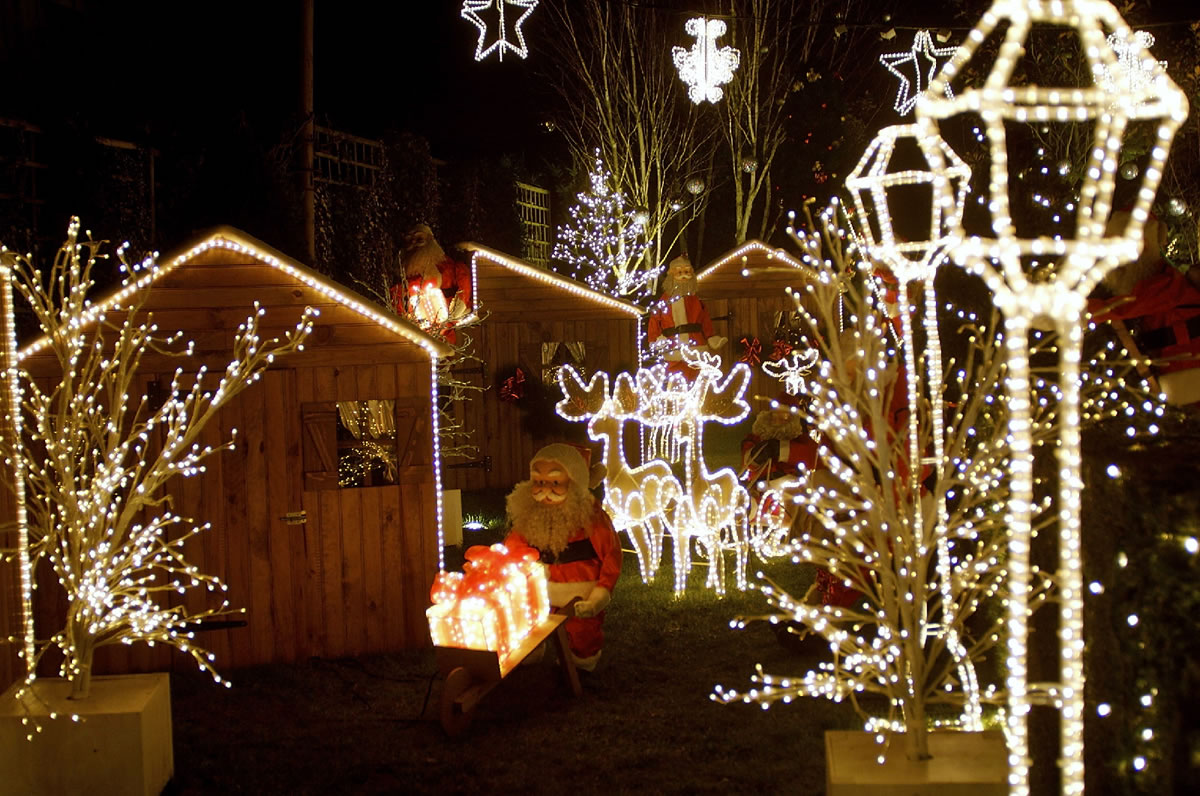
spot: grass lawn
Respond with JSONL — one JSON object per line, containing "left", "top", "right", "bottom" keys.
{"left": 165, "top": 544, "right": 863, "bottom": 794}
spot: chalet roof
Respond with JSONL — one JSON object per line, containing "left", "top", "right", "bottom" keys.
{"left": 695, "top": 239, "right": 812, "bottom": 283}
{"left": 459, "top": 242, "right": 645, "bottom": 318}
{"left": 19, "top": 226, "right": 454, "bottom": 362}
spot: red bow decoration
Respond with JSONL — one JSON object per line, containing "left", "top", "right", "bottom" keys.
{"left": 770, "top": 339, "right": 793, "bottom": 360}
{"left": 430, "top": 541, "right": 540, "bottom": 604}
{"left": 500, "top": 367, "right": 526, "bottom": 402}
{"left": 738, "top": 336, "right": 762, "bottom": 366}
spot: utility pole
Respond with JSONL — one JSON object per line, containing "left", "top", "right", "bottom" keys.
{"left": 301, "top": 0, "right": 316, "bottom": 264}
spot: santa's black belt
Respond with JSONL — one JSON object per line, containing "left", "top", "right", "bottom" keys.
{"left": 1135, "top": 314, "right": 1200, "bottom": 353}
{"left": 538, "top": 536, "right": 598, "bottom": 565}
{"left": 662, "top": 323, "right": 703, "bottom": 336}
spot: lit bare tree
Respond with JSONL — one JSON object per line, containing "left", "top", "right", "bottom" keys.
{"left": 714, "top": 204, "right": 1163, "bottom": 761}
{"left": 540, "top": 0, "right": 717, "bottom": 284}
{"left": 5, "top": 220, "right": 313, "bottom": 700}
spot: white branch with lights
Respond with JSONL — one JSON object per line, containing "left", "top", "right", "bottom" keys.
{"left": 4, "top": 220, "right": 314, "bottom": 721}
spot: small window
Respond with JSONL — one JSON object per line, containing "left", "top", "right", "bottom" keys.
{"left": 335, "top": 400, "right": 398, "bottom": 487}
{"left": 302, "top": 398, "right": 427, "bottom": 491}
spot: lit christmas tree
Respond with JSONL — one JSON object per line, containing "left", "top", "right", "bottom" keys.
{"left": 552, "top": 151, "right": 655, "bottom": 301}
{"left": 4, "top": 220, "right": 314, "bottom": 704}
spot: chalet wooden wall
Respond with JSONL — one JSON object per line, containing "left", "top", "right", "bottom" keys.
{"left": 19, "top": 356, "right": 439, "bottom": 681}
{"left": 697, "top": 248, "right": 819, "bottom": 410}
{"left": 442, "top": 250, "right": 643, "bottom": 494}
{"left": 4, "top": 231, "right": 448, "bottom": 685}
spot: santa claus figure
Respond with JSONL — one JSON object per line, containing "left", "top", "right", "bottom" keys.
{"left": 393, "top": 224, "right": 472, "bottom": 335}
{"left": 504, "top": 444, "right": 621, "bottom": 671}
{"left": 742, "top": 396, "right": 819, "bottom": 493}
{"left": 646, "top": 254, "right": 727, "bottom": 379}
{"left": 1090, "top": 210, "right": 1200, "bottom": 407}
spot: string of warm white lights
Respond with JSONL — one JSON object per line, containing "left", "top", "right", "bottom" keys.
{"left": 672, "top": 16, "right": 741, "bottom": 104}
{"left": 461, "top": 0, "right": 539, "bottom": 61}
{"left": 464, "top": 244, "right": 645, "bottom": 318}
{"left": 7, "top": 221, "right": 314, "bottom": 717}
{"left": 0, "top": 258, "right": 34, "bottom": 683}
{"left": 917, "top": 1, "right": 1188, "bottom": 791}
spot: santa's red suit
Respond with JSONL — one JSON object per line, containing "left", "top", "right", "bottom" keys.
{"left": 741, "top": 432, "right": 819, "bottom": 486}
{"left": 647, "top": 293, "right": 718, "bottom": 379}
{"left": 506, "top": 506, "right": 621, "bottom": 661}
{"left": 1091, "top": 268, "right": 1200, "bottom": 403}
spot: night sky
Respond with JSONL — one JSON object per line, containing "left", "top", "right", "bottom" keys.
{"left": 2, "top": 0, "right": 1195, "bottom": 159}
{"left": 0, "top": 1, "right": 546, "bottom": 160}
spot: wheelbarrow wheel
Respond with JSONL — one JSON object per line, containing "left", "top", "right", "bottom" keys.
{"left": 440, "top": 666, "right": 475, "bottom": 736}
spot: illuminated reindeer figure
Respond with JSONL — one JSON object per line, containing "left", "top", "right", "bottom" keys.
{"left": 556, "top": 367, "right": 681, "bottom": 583}
{"left": 662, "top": 347, "right": 754, "bottom": 595}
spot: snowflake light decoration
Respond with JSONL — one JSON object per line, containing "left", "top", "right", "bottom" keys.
{"left": 880, "top": 30, "right": 958, "bottom": 116}
{"left": 1094, "top": 30, "right": 1168, "bottom": 99}
{"left": 672, "top": 17, "right": 741, "bottom": 104}
{"left": 461, "top": 0, "right": 538, "bottom": 62}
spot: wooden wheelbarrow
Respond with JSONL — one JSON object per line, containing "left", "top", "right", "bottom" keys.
{"left": 434, "top": 607, "right": 582, "bottom": 736}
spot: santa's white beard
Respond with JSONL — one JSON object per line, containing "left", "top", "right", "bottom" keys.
{"left": 753, "top": 411, "right": 809, "bottom": 441}
{"left": 506, "top": 480, "right": 594, "bottom": 555}
{"left": 403, "top": 240, "right": 447, "bottom": 285}
{"left": 662, "top": 274, "right": 698, "bottom": 298}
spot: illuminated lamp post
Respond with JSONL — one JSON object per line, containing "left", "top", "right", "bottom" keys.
{"left": 844, "top": 123, "right": 977, "bottom": 730}
{"left": 916, "top": 1, "right": 1189, "bottom": 793}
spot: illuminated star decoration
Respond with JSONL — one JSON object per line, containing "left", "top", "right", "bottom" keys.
{"left": 1094, "top": 30, "right": 1168, "bottom": 98}
{"left": 879, "top": 30, "right": 957, "bottom": 116}
{"left": 672, "top": 17, "right": 741, "bottom": 104}
{"left": 461, "top": 0, "right": 538, "bottom": 62}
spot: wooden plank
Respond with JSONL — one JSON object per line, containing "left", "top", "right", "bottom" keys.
{"left": 200, "top": 392, "right": 232, "bottom": 668}
{"left": 398, "top": 478, "right": 427, "bottom": 649}
{"left": 266, "top": 369, "right": 305, "bottom": 663}
{"left": 359, "top": 486, "right": 385, "bottom": 653}
{"left": 379, "top": 470, "right": 406, "bottom": 649}
{"left": 242, "top": 377, "right": 275, "bottom": 666}
{"left": 318, "top": 489, "right": 345, "bottom": 659}
{"left": 220, "top": 389, "right": 253, "bottom": 668}
{"left": 339, "top": 488, "right": 366, "bottom": 656}
{"left": 356, "top": 364, "right": 386, "bottom": 653}
{"left": 286, "top": 373, "right": 309, "bottom": 662}
{"left": 295, "top": 366, "right": 325, "bottom": 654}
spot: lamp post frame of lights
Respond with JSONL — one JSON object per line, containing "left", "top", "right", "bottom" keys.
{"left": 916, "top": 1, "right": 1189, "bottom": 793}
{"left": 844, "top": 122, "right": 977, "bottom": 729}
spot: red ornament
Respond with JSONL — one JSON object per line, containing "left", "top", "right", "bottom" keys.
{"left": 770, "top": 339, "right": 793, "bottom": 360}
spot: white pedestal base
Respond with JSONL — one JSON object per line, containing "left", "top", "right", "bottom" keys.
{"left": 826, "top": 730, "right": 1007, "bottom": 796}
{"left": 0, "top": 673, "right": 173, "bottom": 796}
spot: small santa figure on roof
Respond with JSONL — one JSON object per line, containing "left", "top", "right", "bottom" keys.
{"left": 393, "top": 223, "right": 472, "bottom": 338}
{"left": 646, "top": 254, "right": 727, "bottom": 380}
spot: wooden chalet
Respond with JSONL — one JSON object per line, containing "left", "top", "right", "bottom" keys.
{"left": 443, "top": 243, "right": 645, "bottom": 493}
{"left": 0, "top": 227, "right": 454, "bottom": 691}
{"left": 695, "top": 240, "right": 819, "bottom": 405}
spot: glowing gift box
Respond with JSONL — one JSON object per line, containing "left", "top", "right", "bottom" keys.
{"left": 426, "top": 542, "right": 549, "bottom": 660}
